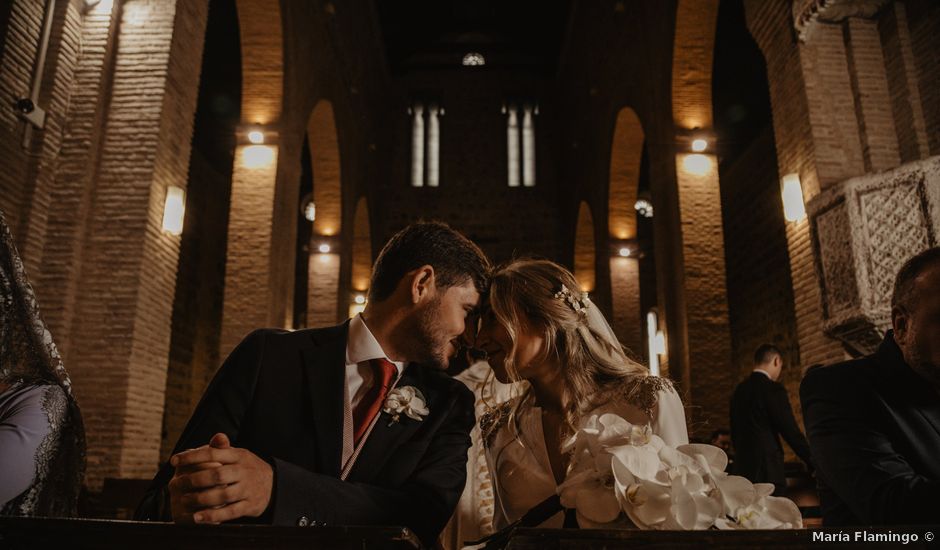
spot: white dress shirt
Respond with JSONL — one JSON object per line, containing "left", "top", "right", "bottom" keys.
{"left": 342, "top": 314, "right": 405, "bottom": 468}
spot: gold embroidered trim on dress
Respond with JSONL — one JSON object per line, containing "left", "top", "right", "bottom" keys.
{"left": 479, "top": 400, "right": 513, "bottom": 449}
{"left": 626, "top": 375, "right": 674, "bottom": 418}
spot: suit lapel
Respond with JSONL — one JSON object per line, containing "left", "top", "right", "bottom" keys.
{"left": 301, "top": 323, "right": 349, "bottom": 478}
{"left": 346, "top": 364, "right": 432, "bottom": 482}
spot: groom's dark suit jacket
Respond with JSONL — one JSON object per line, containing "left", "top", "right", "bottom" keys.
{"left": 136, "top": 323, "right": 475, "bottom": 545}
{"left": 800, "top": 331, "right": 940, "bottom": 525}
{"left": 730, "top": 371, "right": 813, "bottom": 492}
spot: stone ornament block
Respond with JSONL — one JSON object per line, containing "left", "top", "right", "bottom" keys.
{"left": 807, "top": 156, "right": 940, "bottom": 356}
{"left": 793, "top": 0, "right": 890, "bottom": 41}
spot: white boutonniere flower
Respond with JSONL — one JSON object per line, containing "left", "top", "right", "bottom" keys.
{"left": 382, "top": 386, "right": 429, "bottom": 425}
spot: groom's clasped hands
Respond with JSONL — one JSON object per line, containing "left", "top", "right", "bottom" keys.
{"left": 168, "top": 432, "right": 273, "bottom": 524}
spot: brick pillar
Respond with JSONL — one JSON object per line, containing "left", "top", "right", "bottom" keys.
{"left": 38, "top": 1, "right": 121, "bottom": 361}
{"left": 574, "top": 202, "right": 596, "bottom": 292}
{"left": 0, "top": 0, "right": 82, "bottom": 275}
{"left": 308, "top": 251, "right": 340, "bottom": 327}
{"left": 674, "top": 152, "right": 733, "bottom": 434}
{"left": 349, "top": 196, "right": 372, "bottom": 319}
{"left": 609, "top": 257, "right": 642, "bottom": 355}
{"left": 220, "top": 141, "right": 280, "bottom": 356}
{"left": 608, "top": 108, "right": 644, "bottom": 354}
{"left": 65, "top": 0, "right": 208, "bottom": 487}
{"left": 305, "top": 101, "right": 342, "bottom": 326}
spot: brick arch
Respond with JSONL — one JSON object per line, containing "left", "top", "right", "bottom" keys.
{"left": 608, "top": 107, "right": 645, "bottom": 353}
{"left": 574, "top": 201, "right": 596, "bottom": 293}
{"left": 308, "top": 100, "right": 341, "bottom": 237}
{"left": 672, "top": 0, "right": 719, "bottom": 130}
{"left": 235, "top": 0, "right": 283, "bottom": 124}
{"left": 351, "top": 197, "right": 371, "bottom": 294}
{"left": 609, "top": 107, "right": 644, "bottom": 240}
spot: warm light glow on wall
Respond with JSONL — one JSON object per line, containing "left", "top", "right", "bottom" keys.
{"left": 242, "top": 145, "right": 275, "bottom": 168}
{"left": 161, "top": 186, "right": 185, "bottom": 236}
{"left": 781, "top": 173, "right": 807, "bottom": 222}
{"left": 681, "top": 153, "right": 713, "bottom": 175}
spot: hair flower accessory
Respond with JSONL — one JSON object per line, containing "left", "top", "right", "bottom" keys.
{"left": 554, "top": 284, "right": 589, "bottom": 315}
{"left": 383, "top": 386, "right": 429, "bottom": 425}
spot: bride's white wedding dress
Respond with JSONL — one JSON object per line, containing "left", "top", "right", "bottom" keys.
{"left": 481, "top": 377, "right": 688, "bottom": 530}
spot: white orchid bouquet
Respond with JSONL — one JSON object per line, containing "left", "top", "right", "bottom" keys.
{"left": 558, "top": 413, "right": 803, "bottom": 530}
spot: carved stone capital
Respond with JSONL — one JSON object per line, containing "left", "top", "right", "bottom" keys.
{"left": 807, "top": 156, "right": 940, "bottom": 356}
{"left": 793, "top": 0, "right": 891, "bottom": 41}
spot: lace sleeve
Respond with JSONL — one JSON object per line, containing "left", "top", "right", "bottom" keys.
{"left": 0, "top": 384, "right": 60, "bottom": 508}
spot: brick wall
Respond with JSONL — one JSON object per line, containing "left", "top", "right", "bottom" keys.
{"left": 162, "top": 148, "right": 230, "bottom": 458}
{"left": 720, "top": 126, "right": 800, "bottom": 385}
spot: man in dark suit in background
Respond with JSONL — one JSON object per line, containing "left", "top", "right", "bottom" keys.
{"left": 136, "top": 222, "right": 490, "bottom": 546}
{"left": 801, "top": 247, "right": 940, "bottom": 525}
{"left": 730, "top": 344, "right": 813, "bottom": 495}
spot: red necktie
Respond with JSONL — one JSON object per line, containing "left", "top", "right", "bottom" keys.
{"left": 353, "top": 358, "right": 397, "bottom": 444}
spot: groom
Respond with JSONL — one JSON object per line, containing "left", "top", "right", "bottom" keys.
{"left": 136, "top": 222, "right": 489, "bottom": 546}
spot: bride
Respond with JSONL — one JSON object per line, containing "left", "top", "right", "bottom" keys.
{"left": 475, "top": 259, "right": 688, "bottom": 530}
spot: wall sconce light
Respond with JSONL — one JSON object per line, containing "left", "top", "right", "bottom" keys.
{"left": 646, "top": 310, "right": 666, "bottom": 376}
{"left": 247, "top": 130, "right": 265, "bottom": 145}
{"left": 462, "top": 52, "right": 485, "bottom": 66}
{"left": 317, "top": 243, "right": 331, "bottom": 254}
{"left": 781, "top": 173, "right": 807, "bottom": 222}
{"left": 610, "top": 239, "right": 643, "bottom": 259}
{"left": 691, "top": 138, "right": 708, "bottom": 152}
{"left": 634, "top": 198, "right": 654, "bottom": 218}
{"left": 84, "top": 0, "right": 113, "bottom": 11}
{"left": 161, "top": 186, "right": 185, "bottom": 236}
{"left": 349, "top": 292, "right": 368, "bottom": 318}
{"left": 300, "top": 194, "right": 316, "bottom": 222}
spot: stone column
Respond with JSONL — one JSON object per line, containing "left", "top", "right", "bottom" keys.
{"left": 220, "top": 137, "right": 280, "bottom": 355}
{"left": 66, "top": 0, "right": 208, "bottom": 487}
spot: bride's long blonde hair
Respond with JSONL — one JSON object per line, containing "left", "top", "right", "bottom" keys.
{"left": 486, "top": 258, "right": 652, "bottom": 432}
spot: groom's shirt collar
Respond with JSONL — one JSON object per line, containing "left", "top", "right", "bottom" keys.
{"left": 346, "top": 313, "right": 406, "bottom": 378}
